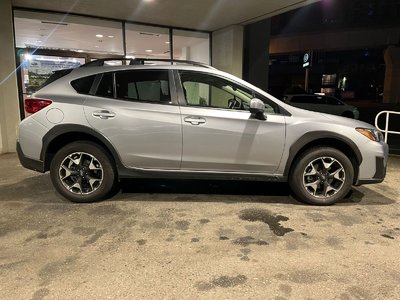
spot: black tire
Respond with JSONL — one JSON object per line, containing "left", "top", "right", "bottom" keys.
{"left": 50, "top": 141, "right": 116, "bottom": 203}
{"left": 289, "top": 147, "right": 354, "bottom": 205}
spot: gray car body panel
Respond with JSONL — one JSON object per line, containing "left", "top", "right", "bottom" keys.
{"left": 17, "top": 64, "right": 388, "bottom": 184}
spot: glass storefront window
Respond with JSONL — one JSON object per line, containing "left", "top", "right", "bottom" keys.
{"left": 173, "top": 30, "right": 210, "bottom": 64}
{"left": 14, "top": 10, "right": 124, "bottom": 55}
{"left": 21, "top": 54, "right": 85, "bottom": 94}
{"left": 125, "top": 23, "right": 170, "bottom": 60}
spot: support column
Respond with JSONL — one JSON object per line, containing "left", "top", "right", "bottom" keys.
{"left": 243, "top": 19, "right": 271, "bottom": 91}
{"left": 212, "top": 25, "right": 244, "bottom": 78}
{"left": 0, "top": 0, "right": 20, "bottom": 153}
{"left": 383, "top": 46, "right": 400, "bottom": 104}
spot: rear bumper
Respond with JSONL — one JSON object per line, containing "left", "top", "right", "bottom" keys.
{"left": 17, "top": 142, "right": 45, "bottom": 173}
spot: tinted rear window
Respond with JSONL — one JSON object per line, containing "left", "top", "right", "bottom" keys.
{"left": 71, "top": 75, "right": 96, "bottom": 94}
{"left": 96, "top": 73, "right": 114, "bottom": 98}
{"left": 115, "top": 70, "right": 170, "bottom": 103}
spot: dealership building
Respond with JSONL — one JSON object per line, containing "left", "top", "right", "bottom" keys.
{"left": 1, "top": 0, "right": 400, "bottom": 154}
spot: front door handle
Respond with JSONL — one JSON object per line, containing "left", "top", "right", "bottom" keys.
{"left": 184, "top": 116, "right": 206, "bottom": 125}
{"left": 92, "top": 110, "right": 116, "bottom": 119}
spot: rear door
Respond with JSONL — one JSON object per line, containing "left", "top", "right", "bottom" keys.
{"left": 83, "top": 69, "right": 182, "bottom": 169}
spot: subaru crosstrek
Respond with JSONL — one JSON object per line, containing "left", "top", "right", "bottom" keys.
{"left": 17, "top": 59, "right": 388, "bottom": 205}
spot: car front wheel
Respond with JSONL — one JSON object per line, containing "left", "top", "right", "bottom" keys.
{"left": 50, "top": 141, "right": 116, "bottom": 203}
{"left": 289, "top": 147, "right": 354, "bottom": 205}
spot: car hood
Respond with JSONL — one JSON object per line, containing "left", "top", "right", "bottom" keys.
{"left": 319, "top": 112, "right": 374, "bottom": 129}
{"left": 286, "top": 105, "right": 374, "bottom": 129}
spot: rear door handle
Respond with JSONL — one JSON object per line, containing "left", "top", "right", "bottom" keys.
{"left": 184, "top": 116, "right": 206, "bottom": 125}
{"left": 92, "top": 110, "right": 116, "bottom": 119}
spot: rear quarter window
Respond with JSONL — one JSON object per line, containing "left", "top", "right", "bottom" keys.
{"left": 71, "top": 75, "right": 96, "bottom": 94}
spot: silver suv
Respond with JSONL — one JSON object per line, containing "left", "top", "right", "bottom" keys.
{"left": 17, "top": 59, "right": 388, "bottom": 205}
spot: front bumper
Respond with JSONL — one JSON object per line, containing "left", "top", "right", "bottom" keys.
{"left": 355, "top": 156, "right": 387, "bottom": 185}
{"left": 17, "top": 142, "right": 45, "bottom": 173}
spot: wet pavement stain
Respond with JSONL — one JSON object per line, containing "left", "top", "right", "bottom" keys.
{"left": 381, "top": 234, "right": 395, "bottom": 239}
{"left": 219, "top": 236, "right": 230, "bottom": 240}
{"left": 191, "top": 238, "right": 200, "bottom": 243}
{"left": 233, "top": 236, "right": 268, "bottom": 246}
{"left": 195, "top": 275, "right": 247, "bottom": 291}
{"left": 237, "top": 248, "right": 251, "bottom": 261}
{"left": 31, "top": 288, "right": 50, "bottom": 300}
{"left": 72, "top": 227, "right": 97, "bottom": 237}
{"left": 136, "top": 239, "right": 146, "bottom": 245}
{"left": 25, "top": 229, "right": 64, "bottom": 243}
{"left": 165, "top": 234, "right": 174, "bottom": 242}
{"left": 38, "top": 255, "right": 79, "bottom": 286}
{"left": 175, "top": 220, "right": 190, "bottom": 231}
{"left": 199, "top": 219, "right": 210, "bottom": 224}
{"left": 81, "top": 229, "right": 107, "bottom": 247}
{"left": 239, "top": 209, "right": 294, "bottom": 236}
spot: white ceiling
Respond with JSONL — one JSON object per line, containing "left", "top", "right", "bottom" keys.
{"left": 12, "top": 0, "right": 320, "bottom": 31}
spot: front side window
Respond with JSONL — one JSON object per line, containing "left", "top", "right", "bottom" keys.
{"left": 115, "top": 70, "right": 170, "bottom": 103}
{"left": 179, "top": 71, "right": 280, "bottom": 114}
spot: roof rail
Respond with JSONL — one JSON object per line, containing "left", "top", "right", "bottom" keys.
{"left": 80, "top": 58, "right": 215, "bottom": 69}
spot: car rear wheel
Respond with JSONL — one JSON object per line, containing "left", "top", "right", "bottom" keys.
{"left": 50, "top": 141, "right": 116, "bottom": 203}
{"left": 289, "top": 147, "right": 354, "bottom": 205}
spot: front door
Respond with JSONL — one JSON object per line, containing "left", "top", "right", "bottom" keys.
{"left": 177, "top": 70, "right": 286, "bottom": 174}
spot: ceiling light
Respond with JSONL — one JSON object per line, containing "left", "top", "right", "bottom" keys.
{"left": 107, "top": 35, "right": 115, "bottom": 38}
{"left": 77, "top": 49, "right": 84, "bottom": 53}
{"left": 95, "top": 45, "right": 99, "bottom": 48}
{"left": 145, "top": 49, "right": 153, "bottom": 53}
{"left": 96, "top": 34, "right": 103, "bottom": 38}
{"left": 125, "top": 55, "right": 136, "bottom": 59}
{"left": 165, "top": 41, "right": 170, "bottom": 44}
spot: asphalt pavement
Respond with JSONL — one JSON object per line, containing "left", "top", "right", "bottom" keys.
{"left": 0, "top": 153, "right": 399, "bottom": 299}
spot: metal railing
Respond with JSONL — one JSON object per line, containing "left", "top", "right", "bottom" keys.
{"left": 375, "top": 111, "right": 400, "bottom": 143}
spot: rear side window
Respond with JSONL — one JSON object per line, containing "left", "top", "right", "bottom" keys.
{"left": 115, "top": 70, "right": 170, "bottom": 103}
{"left": 71, "top": 75, "right": 96, "bottom": 94}
{"left": 96, "top": 73, "right": 114, "bottom": 98}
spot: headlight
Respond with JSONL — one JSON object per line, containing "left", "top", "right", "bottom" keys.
{"left": 356, "top": 128, "right": 384, "bottom": 142}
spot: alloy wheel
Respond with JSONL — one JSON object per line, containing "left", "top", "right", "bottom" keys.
{"left": 303, "top": 156, "right": 346, "bottom": 198}
{"left": 59, "top": 152, "right": 103, "bottom": 195}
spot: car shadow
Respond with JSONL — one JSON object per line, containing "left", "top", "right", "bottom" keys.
{"left": 0, "top": 174, "right": 396, "bottom": 206}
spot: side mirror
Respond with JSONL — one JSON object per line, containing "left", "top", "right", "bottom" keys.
{"left": 249, "top": 98, "right": 266, "bottom": 120}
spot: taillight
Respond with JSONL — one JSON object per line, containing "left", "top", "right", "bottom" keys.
{"left": 25, "top": 98, "right": 52, "bottom": 114}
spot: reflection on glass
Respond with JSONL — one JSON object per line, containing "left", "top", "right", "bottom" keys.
{"left": 125, "top": 23, "right": 170, "bottom": 60}
{"left": 14, "top": 10, "right": 124, "bottom": 55}
{"left": 173, "top": 30, "right": 210, "bottom": 64}
{"left": 21, "top": 54, "right": 85, "bottom": 94}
